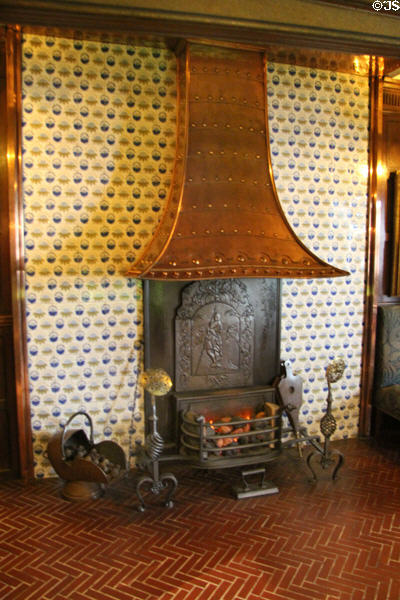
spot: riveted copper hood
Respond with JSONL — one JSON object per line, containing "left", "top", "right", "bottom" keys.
{"left": 127, "top": 42, "right": 348, "bottom": 281}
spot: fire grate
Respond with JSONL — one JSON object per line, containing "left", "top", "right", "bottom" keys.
{"left": 134, "top": 378, "right": 326, "bottom": 508}
{"left": 181, "top": 410, "right": 281, "bottom": 467}
{"left": 173, "top": 385, "right": 282, "bottom": 469}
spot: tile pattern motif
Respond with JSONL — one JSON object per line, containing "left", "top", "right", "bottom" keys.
{"left": 21, "top": 36, "right": 369, "bottom": 478}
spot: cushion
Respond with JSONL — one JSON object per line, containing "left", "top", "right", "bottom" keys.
{"left": 375, "top": 385, "right": 400, "bottom": 421}
{"left": 375, "top": 304, "right": 400, "bottom": 388}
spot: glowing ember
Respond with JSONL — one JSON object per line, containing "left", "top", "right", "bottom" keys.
{"left": 239, "top": 412, "right": 253, "bottom": 420}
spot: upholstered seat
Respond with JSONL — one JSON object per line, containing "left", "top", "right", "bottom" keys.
{"left": 375, "top": 385, "right": 400, "bottom": 421}
{"left": 374, "top": 304, "right": 400, "bottom": 423}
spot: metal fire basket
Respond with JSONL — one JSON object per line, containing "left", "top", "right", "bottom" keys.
{"left": 180, "top": 411, "right": 283, "bottom": 469}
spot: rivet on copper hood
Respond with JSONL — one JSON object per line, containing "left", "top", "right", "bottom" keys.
{"left": 126, "top": 42, "right": 349, "bottom": 281}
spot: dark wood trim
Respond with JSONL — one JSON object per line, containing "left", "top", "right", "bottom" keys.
{"left": 388, "top": 172, "right": 400, "bottom": 296}
{"left": 383, "top": 59, "right": 400, "bottom": 77}
{"left": 358, "top": 58, "right": 385, "bottom": 437}
{"left": 5, "top": 26, "right": 34, "bottom": 481}
{"left": 0, "top": 322, "right": 19, "bottom": 478}
{"left": 383, "top": 79, "right": 400, "bottom": 112}
{"left": 376, "top": 79, "right": 400, "bottom": 304}
{"left": 313, "top": 0, "right": 400, "bottom": 12}
{"left": 13, "top": 24, "right": 374, "bottom": 77}
{"left": 0, "top": 315, "right": 13, "bottom": 327}
{"left": 0, "top": 30, "right": 18, "bottom": 477}
{"left": 1, "top": 1, "right": 400, "bottom": 58}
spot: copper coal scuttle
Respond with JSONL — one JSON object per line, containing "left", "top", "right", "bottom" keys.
{"left": 47, "top": 411, "right": 126, "bottom": 501}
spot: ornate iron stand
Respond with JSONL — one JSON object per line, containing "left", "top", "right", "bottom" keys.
{"left": 134, "top": 369, "right": 177, "bottom": 512}
{"left": 306, "top": 359, "right": 346, "bottom": 481}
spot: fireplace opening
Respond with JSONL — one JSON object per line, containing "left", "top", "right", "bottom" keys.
{"left": 143, "top": 278, "right": 281, "bottom": 453}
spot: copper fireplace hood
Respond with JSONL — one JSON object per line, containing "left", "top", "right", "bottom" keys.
{"left": 127, "top": 42, "right": 348, "bottom": 281}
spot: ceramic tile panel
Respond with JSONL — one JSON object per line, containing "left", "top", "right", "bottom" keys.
{"left": 21, "top": 34, "right": 177, "bottom": 477}
{"left": 21, "top": 35, "right": 369, "bottom": 477}
{"left": 267, "top": 63, "right": 369, "bottom": 440}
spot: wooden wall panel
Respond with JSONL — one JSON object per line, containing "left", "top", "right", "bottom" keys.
{"left": 0, "top": 28, "right": 24, "bottom": 478}
{"left": 383, "top": 119, "right": 400, "bottom": 171}
{"left": 379, "top": 80, "right": 400, "bottom": 303}
{"left": 0, "top": 321, "right": 18, "bottom": 474}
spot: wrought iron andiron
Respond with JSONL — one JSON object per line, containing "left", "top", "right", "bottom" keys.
{"left": 135, "top": 369, "right": 177, "bottom": 511}
{"left": 306, "top": 359, "right": 346, "bottom": 481}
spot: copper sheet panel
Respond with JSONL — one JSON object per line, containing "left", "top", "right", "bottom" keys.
{"left": 127, "top": 42, "right": 348, "bottom": 281}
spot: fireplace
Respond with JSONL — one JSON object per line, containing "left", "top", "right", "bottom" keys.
{"left": 143, "top": 278, "right": 281, "bottom": 455}
{"left": 133, "top": 276, "right": 344, "bottom": 510}
{"left": 132, "top": 277, "right": 287, "bottom": 507}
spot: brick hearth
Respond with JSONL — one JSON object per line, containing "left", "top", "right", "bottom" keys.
{"left": 1, "top": 439, "right": 399, "bottom": 600}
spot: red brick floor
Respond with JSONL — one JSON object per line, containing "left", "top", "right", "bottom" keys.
{"left": 0, "top": 438, "right": 399, "bottom": 600}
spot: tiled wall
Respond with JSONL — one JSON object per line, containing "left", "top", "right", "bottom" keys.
{"left": 22, "top": 35, "right": 177, "bottom": 477}
{"left": 21, "top": 35, "right": 369, "bottom": 477}
{"left": 267, "top": 63, "right": 369, "bottom": 440}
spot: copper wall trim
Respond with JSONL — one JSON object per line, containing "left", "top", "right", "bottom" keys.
{"left": 5, "top": 26, "right": 34, "bottom": 480}
{"left": 127, "top": 42, "right": 348, "bottom": 281}
{"left": 358, "top": 58, "right": 384, "bottom": 438}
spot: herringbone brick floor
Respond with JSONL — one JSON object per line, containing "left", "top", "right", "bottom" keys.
{"left": 0, "top": 439, "right": 399, "bottom": 600}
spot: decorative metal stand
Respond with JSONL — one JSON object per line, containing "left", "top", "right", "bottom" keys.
{"left": 306, "top": 359, "right": 346, "bottom": 481}
{"left": 134, "top": 369, "right": 177, "bottom": 512}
